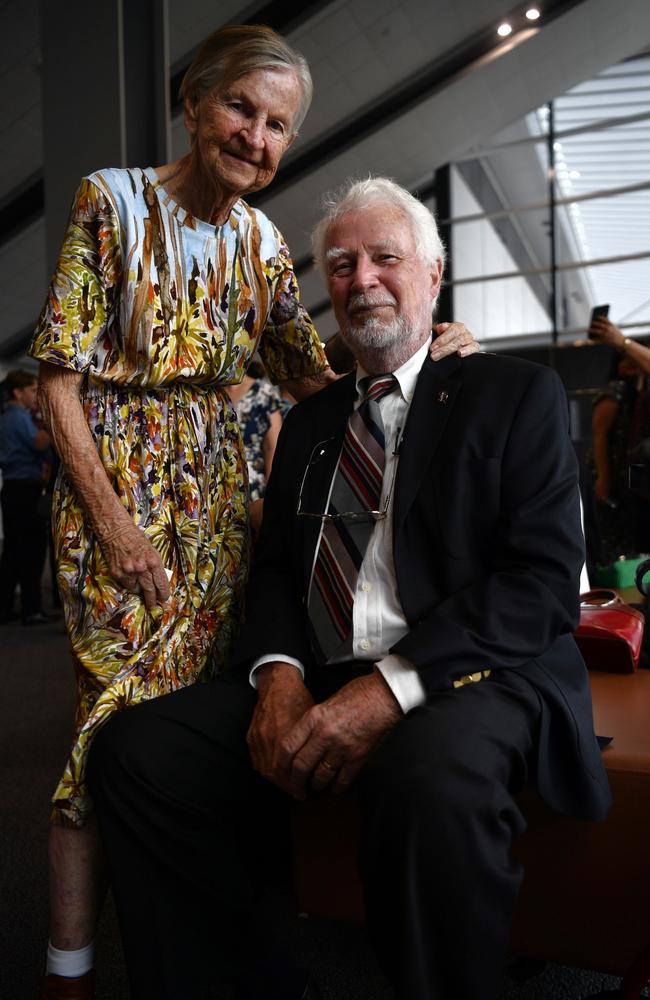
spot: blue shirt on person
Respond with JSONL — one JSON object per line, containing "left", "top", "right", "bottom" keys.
{"left": 0, "top": 402, "right": 48, "bottom": 481}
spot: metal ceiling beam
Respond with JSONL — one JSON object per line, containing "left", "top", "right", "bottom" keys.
{"left": 442, "top": 179, "right": 650, "bottom": 226}
{"left": 450, "top": 249, "right": 650, "bottom": 286}
{"left": 453, "top": 109, "right": 650, "bottom": 162}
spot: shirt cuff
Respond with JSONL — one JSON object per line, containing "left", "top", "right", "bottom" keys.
{"left": 376, "top": 654, "right": 426, "bottom": 714}
{"left": 249, "top": 654, "right": 305, "bottom": 689}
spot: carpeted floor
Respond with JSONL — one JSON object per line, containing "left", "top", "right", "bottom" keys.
{"left": 0, "top": 608, "right": 624, "bottom": 1000}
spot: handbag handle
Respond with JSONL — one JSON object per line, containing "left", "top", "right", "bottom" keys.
{"left": 580, "top": 589, "right": 622, "bottom": 610}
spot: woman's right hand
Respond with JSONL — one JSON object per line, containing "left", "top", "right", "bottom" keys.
{"left": 99, "top": 515, "right": 170, "bottom": 610}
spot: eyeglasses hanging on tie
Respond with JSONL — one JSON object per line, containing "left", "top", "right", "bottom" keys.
{"left": 296, "top": 427, "right": 404, "bottom": 523}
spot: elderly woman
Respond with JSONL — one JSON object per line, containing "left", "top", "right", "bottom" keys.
{"left": 32, "top": 24, "right": 477, "bottom": 999}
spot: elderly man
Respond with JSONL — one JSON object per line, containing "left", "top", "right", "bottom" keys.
{"left": 90, "top": 178, "right": 611, "bottom": 1000}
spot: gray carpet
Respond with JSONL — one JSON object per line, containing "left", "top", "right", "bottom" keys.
{"left": 0, "top": 609, "right": 624, "bottom": 999}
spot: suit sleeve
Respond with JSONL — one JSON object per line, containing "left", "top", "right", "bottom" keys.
{"left": 392, "top": 365, "right": 585, "bottom": 694}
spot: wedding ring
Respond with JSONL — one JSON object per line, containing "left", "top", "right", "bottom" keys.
{"left": 321, "top": 759, "right": 335, "bottom": 771}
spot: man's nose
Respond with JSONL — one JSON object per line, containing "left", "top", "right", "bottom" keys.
{"left": 351, "top": 258, "right": 379, "bottom": 290}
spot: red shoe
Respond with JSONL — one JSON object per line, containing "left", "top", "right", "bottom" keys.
{"left": 38, "top": 970, "right": 95, "bottom": 1000}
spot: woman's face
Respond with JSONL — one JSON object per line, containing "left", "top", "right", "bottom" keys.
{"left": 185, "top": 68, "right": 302, "bottom": 197}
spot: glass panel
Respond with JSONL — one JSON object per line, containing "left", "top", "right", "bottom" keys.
{"left": 449, "top": 161, "right": 552, "bottom": 283}
{"left": 445, "top": 53, "right": 650, "bottom": 346}
{"left": 453, "top": 274, "right": 552, "bottom": 344}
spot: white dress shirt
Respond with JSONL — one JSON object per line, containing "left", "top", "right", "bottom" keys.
{"left": 251, "top": 339, "right": 431, "bottom": 714}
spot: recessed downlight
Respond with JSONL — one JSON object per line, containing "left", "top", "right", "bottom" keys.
{"left": 526, "top": 8, "right": 541, "bottom": 19}
{"left": 497, "top": 22, "right": 513, "bottom": 36}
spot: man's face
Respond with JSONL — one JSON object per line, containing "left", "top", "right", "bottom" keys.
{"left": 324, "top": 205, "right": 442, "bottom": 355}
{"left": 184, "top": 68, "right": 301, "bottom": 197}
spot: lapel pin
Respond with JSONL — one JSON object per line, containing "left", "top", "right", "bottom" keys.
{"left": 437, "top": 390, "right": 449, "bottom": 404}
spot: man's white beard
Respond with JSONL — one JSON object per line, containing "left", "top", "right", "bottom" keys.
{"left": 343, "top": 311, "right": 409, "bottom": 351}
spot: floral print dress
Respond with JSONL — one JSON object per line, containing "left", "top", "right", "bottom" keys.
{"left": 233, "top": 379, "right": 283, "bottom": 501}
{"left": 30, "top": 166, "right": 327, "bottom": 826}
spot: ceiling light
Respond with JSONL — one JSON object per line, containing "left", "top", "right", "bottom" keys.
{"left": 497, "top": 22, "right": 513, "bottom": 37}
{"left": 525, "top": 8, "right": 541, "bottom": 19}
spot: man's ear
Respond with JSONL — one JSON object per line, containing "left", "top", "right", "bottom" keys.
{"left": 430, "top": 259, "right": 443, "bottom": 301}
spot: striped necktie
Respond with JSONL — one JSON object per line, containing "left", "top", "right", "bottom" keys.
{"left": 308, "top": 374, "right": 398, "bottom": 663}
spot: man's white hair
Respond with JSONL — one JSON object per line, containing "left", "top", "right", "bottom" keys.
{"left": 311, "top": 176, "right": 446, "bottom": 276}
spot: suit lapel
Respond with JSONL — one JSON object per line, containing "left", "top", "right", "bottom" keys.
{"left": 394, "top": 353, "right": 462, "bottom": 534}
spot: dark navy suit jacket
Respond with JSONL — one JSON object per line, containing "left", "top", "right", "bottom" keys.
{"left": 233, "top": 350, "right": 612, "bottom": 822}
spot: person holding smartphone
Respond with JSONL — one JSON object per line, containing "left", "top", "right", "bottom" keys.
{"left": 589, "top": 344, "right": 650, "bottom": 564}
{"left": 589, "top": 309, "right": 650, "bottom": 375}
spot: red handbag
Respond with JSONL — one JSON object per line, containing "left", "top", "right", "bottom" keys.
{"left": 574, "top": 589, "right": 645, "bottom": 673}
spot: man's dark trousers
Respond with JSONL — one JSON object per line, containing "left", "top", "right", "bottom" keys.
{"left": 89, "top": 663, "right": 541, "bottom": 1000}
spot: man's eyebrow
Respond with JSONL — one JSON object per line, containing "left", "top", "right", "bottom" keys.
{"left": 325, "top": 241, "right": 403, "bottom": 262}
{"left": 325, "top": 246, "right": 349, "bottom": 262}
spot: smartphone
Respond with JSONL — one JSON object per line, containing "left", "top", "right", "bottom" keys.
{"left": 588, "top": 304, "right": 609, "bottom": 338}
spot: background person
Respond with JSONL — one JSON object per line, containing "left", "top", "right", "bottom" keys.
{"left": 589, "top": 351, "right": 650, "bottom": 564}
{"left": 227, "top": 359, "right": 283, "bottom": 537}
{"left": 589, "top": 313, "right": 650, "bottom": 375}
{"left": 30, "top": 24, "right": 478, "bottom": 1000}
{"left": 0, "top": 369, "right": 53, "bottom": 625}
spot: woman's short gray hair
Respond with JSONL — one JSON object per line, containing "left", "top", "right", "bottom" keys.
{"left": 180, "top": 24, "right": 313, "bottom": 134}
{"left": 312, "top": 177, "right": 446, "bottom": 276}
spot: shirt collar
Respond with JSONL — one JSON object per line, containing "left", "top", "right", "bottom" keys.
{"left": 355, "top": 335, "right": 431, "bottom": 405}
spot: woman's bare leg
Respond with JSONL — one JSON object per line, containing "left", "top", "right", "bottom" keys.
{"left": 48, "top": 819, "right": 105, "bottom": 949}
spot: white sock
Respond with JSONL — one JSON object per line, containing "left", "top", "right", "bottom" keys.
{"left": 45, "top": 941, "right": 94, "bottom": 977}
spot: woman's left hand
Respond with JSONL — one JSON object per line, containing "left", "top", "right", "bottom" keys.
{"left": 430, "top": 322, "right": 480, "bottom": 361}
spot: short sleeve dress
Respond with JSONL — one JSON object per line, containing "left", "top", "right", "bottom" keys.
{"left": 30, "top": 166, "right": 327, "bottom": 826}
